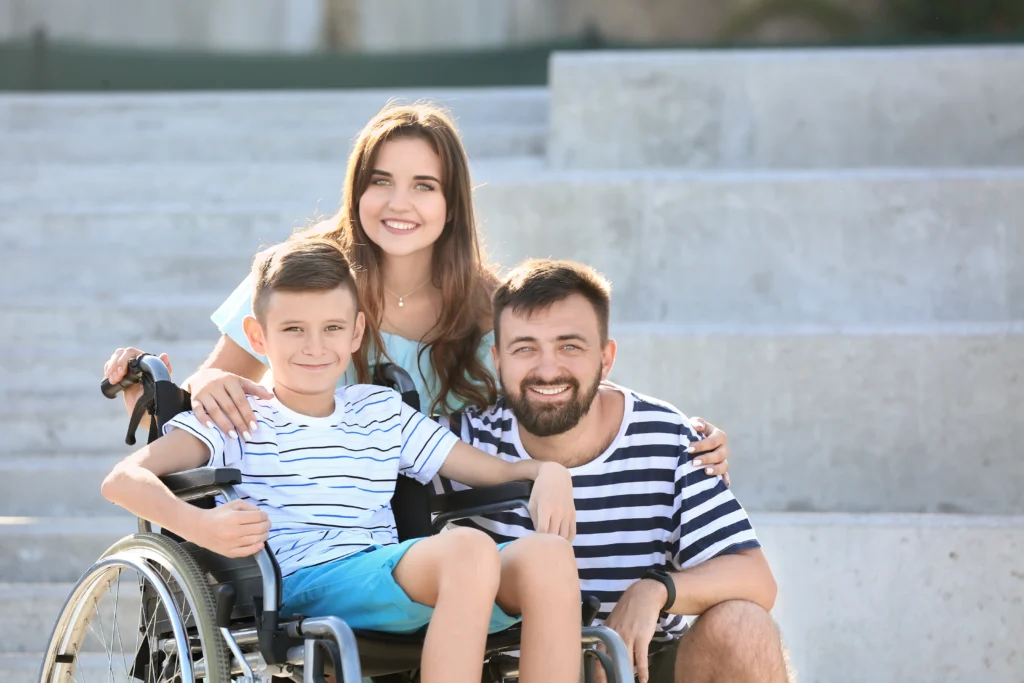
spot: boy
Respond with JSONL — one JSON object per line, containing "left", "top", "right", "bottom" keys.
{"left": 101, "top": 239, "right": 582, "bottom": 683}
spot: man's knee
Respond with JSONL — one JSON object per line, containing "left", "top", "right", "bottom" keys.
{"left": 673, "top": 601, "right": 788, "bottom": 683}
{"left": 687, "top": 600, "right": 781, "bottom": 656}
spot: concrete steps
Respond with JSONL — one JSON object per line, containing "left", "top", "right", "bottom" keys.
{"left": 0, "top": 513, "right": 1020, "bottom": 682}
{"left": 2, "top": 52, "right": 1023, "bottom": 683}
{"left": 549, "top": 46, "right": 1024, "bottom": 169}
{"left": 0, "top": 88, "right": 549, "bottom": 133}
{"left": 0, "top": 456, "right": 129, "bottom": 517}
{"left": 0, "top": 517, "right": 136, "bottom": 583}
{"left": 0, "top": 300, "right": 221, "bottom": 347}
{"left": 2, "top": 326, "right": 1022, "bottom": 513}
{"left": 0, "top": 158, "right": 545, "bottom": 208}
{"left": 754, "top": 512, "right": 1024, "bottom": 683}
{"left": 0, "top": 124, "right": 544, "bottom": 164}
{"left": 0, "top": 209, "right": 301, "bottom": 252}
{"left": 4, "top": 167, "right": 1022, "bottom": 325}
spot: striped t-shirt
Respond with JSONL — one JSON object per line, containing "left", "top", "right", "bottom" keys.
{"left": 165, "top": 384, "right": 458, "bottom": 578}
{"left": 439, "top": 383, "right": 761, "bottom": 642}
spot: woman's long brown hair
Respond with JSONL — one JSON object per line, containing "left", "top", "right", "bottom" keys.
{"left": 299, "top": 103, "right": 498, "bottom": 415}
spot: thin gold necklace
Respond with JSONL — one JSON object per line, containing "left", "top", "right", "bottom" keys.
{"left": 384, "top": 277, "right": 432, "bottom": 308}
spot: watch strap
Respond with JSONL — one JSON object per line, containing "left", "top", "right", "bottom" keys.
{"left": 642, "top": 568, "right": 676, "bottom": 614}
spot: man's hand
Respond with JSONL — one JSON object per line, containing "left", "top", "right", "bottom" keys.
{"left": 186, "top": 499, "right": 271, "bottom": 558}
{"left": 602, "top": 578, "right": 667, "bottom": 683}
{"left": 527, "top": 461, "right": 576, "bottom": 541}
{"left": 688, "top": 417, "right": 731, "bottom": 487}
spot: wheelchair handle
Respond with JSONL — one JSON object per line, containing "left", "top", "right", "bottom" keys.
{"left": 373, "top": 362, "right": 417, "bottom": 395}
{"left": 100, "top": 354, "right": 172, "bottom": 398}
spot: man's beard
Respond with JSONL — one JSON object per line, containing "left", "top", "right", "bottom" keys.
{"left": 503, "top": 367, "right": 602, "bottom": 437}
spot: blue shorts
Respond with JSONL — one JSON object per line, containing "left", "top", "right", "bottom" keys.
{"left": 280, "top": 538, "right": 522, "bottom": 635}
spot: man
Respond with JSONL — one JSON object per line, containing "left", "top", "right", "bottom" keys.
{"left": 443, "top": 259, "right": 789, "bottom": 683}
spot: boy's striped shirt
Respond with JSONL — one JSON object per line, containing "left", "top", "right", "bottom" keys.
{"left": 165, "top": 384, "right": 458, "bottom": 578}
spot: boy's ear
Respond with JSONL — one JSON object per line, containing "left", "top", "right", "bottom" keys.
{"left": 490, "top": 343, "right": 499, "bottom": 375}
{"left": 243, "top": 316, "right": 267, "bottom": 356}
{"left": 350, "top": 311, "right": 366, "bottom": 353}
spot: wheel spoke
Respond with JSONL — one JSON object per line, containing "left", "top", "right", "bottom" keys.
{"left": 111, "top": 567, "right": 132, "bottom": 679}
{"left": 43, "top": 536, "right": 228, "bottom": 683}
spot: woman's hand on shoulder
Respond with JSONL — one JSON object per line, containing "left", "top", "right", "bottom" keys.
{"left": 688, "top": 417, "right": 731, "bottom": 487}
{"left": 186, "top": 368, "right": 273, "bottom": 441}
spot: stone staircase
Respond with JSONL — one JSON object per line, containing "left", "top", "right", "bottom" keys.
{"left": 1, "top": 47, "right": 1022, "bottom": 683}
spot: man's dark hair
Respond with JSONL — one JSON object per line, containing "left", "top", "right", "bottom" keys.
{"left": 492, "top": 259, "right": 612, "bottom": 345}
{"left": 251, "top": 238, "right": 359, "bottom": 323}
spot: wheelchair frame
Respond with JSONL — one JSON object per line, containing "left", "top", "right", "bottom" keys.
{"left": 40, "top": 355, "right": 633, "bottom": 683}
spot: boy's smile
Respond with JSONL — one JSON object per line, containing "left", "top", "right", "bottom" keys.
{"left": 243, "top": 287, "right": 365, "bottom": 417}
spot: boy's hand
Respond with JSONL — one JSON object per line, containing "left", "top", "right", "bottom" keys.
{"left": 187, "top": 499, "right": 271, "bottom": 558}
{"left": 527, "top": 462, "right": 576, "bottom": 541}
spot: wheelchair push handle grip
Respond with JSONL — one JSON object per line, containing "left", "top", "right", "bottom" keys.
{"left": 99, "top": 354, "right": 173, "bottom": 399}
{"left": 101, "top": 375, "right": 137, "bottom": 399}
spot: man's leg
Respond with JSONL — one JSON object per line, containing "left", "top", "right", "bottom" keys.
{"left": 672, "top": 600, "right": 790, "bottom": 683}
{"left": 393, "top": 527, "right": 503, "bottom": 683}
{"left": 494, "top": 534, "right": 582, "bottom": 683}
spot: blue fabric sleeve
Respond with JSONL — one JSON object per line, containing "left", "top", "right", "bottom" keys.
{"left": 210, "top": 274, "right": 268, "bottom": 366}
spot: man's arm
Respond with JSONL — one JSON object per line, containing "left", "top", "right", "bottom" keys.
{"left": 650, "top": 548, "right": 777, "bottom": 615}
{"left": 607, "top": 548, "right": 776, "bottom": 683}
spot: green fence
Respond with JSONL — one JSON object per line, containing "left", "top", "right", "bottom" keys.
{"left": 0, "top": 37, "right": 588, "bottom": 91}
{"left": 2, "top": 31, "right": 1023, "bottom": 92}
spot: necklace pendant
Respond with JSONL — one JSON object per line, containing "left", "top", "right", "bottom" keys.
{"left": 398, "top": 298, "right": 404, "bottom": 307}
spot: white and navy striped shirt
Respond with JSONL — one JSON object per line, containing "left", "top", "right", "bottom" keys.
{"left": 166, "top": 384, "right": 458, "bottom": 578}
{"left": 440, "top": 383, "right": 761, "bottom": 642}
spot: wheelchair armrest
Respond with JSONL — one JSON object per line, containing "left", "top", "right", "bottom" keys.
{"left": 430, "top": 481, "right": 533, "bottom": 532}
{"left": 160, "top": 467, "right": 242, "bottom": 496}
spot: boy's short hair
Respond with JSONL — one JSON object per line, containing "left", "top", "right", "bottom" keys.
{"left": 492, "top": 259, "right": 612, "bottom": 345}
{"left": 251, "top": 238, "right": 359, "bottom": 323}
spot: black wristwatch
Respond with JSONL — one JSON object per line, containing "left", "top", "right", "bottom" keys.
{"left": 642, "top": 568, "right": 676, "bottom": 615}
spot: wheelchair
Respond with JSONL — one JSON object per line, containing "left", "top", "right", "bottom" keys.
{"left": 39, "top": 354, "right": 633, "bottom": 683}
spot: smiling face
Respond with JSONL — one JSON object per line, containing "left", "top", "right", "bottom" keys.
{"left": 357, "top": 136, "right": 448, "bottom": 260}
{"left": 494, "top": 294, "right": 615, "bottom": 437}
{"left": 245, "top": 287, "right": 365, "bottom": 401}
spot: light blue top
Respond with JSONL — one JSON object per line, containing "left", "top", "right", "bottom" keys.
{"left": 211, "top": 275, "right": 497, "bottom": 413}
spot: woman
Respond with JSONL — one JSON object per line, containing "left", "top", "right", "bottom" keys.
{"left": 105, "top": 101, "right": 730, "bottom": 478}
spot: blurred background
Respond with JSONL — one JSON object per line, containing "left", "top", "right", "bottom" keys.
{"left": 1, "top": 2, "right": 1022, "bottom": 683}
{"left": 2, "top": 0, "right": 1024, "bottom": 89}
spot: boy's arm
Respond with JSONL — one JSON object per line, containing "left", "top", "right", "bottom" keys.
{"left": 101, "top": 429, "right": 270, "bottom": 558}
{"left": 437, "top": 440, "right": 548, "bottom": 488}
{"left": 437, "top": 441, "right": 576, "bottom": 539}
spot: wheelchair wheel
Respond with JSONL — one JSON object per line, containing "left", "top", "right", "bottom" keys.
{"left": 39, "top": 532, "right": 231, "bottom": 682}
